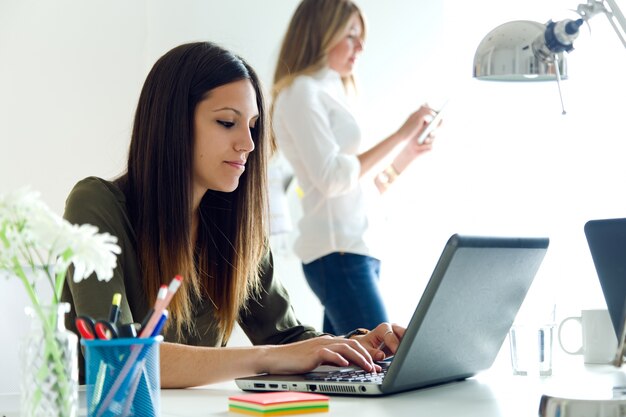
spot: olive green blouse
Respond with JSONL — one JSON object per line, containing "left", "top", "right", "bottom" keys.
{"left": 61, "top": 177, "right": 320, "bottom": 380}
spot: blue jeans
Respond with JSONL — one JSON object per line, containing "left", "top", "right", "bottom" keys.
{"left": 302, "top": 252, "right": 388, "bottom": 335}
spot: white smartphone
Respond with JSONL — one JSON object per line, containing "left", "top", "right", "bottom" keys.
{"left": 416, "top": 102, "right": 447, "bottom": 145}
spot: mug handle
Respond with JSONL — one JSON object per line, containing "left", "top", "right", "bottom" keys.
{"left": 558, "top": 316, "right": 584, "bottom": 355}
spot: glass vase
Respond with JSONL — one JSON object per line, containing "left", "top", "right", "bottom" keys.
{"left": 20, "top": 302, "right": 79, "bottom": 417}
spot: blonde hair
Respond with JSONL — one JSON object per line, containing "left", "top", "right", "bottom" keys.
{"left": 272, "top": 0, "right": 366, "bottom": 101}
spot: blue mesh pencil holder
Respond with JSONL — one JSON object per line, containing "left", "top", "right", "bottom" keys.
{"left": 82, "top": 336, "right": 162, "bottom": 417}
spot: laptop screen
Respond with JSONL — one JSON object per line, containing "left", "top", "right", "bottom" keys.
{"left": 584, "top": 218, "right": 626, "bottom": 338}
{"left": 235, "top": 234, "right": 549, "bottom": 396}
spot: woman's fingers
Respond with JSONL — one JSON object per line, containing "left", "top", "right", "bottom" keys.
{"left": 329, "top": 339, "right": 379, "bottom": 372}
{"left": 318, "top": 347, "right": 350, "bottom": 368}
{"left": 319, "top": 342, "right": 377, "bottom": 372}
{"left": 362, "top": 323, "right": 406, "bottom": 358}
{"left": 391, "top": 323, "right": 406, "bottom": 339}
{"left": 397, "top": 105, "right": 437, "bottom": 141}
{"left": 267, "top": 337, "right": 381, "bottom": 375}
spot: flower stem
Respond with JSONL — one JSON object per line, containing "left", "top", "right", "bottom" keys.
{"left": 13, "top": 258, "right": 42, "bottom": 315}
{"left": 15, "top": 261, "right": 74, "bottom": 415}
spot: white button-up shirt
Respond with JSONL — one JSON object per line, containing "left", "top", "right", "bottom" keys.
{"left": 273, "top": 67, "right": 375, "bottom": 263}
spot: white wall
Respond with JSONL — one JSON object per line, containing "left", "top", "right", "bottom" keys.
{"left": 382, "top": 0, "right": 626, "bottom": 325}
{"left": 2, "top": 0, "right": 626, "bottom": 394}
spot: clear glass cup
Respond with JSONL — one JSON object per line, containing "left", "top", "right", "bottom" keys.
{"left": 509, "top": 323, "right": 555, "bottom": 377}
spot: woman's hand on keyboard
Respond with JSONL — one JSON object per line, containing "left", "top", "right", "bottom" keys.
{"left": 352, "top": 323, "right": 405, "bottom": 361}
{"left": 260, "top": 335, "right": 382, "bottom": 375}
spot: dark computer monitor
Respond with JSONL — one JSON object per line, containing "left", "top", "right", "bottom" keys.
{"left": 584, "top": 218, "right": 626, "bottom": 340}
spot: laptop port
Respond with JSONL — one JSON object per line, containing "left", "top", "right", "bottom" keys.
{"left": 254, "top": 383, "right": 266, "bottom": 388}
{"left": 307, "top": 384, "right": 318, "bottom": 392}
{"left": 282, "top": 384, "right": 288, "bottom": 389}
{"left": 269, "top": 384, "right": 278, "bottom": 389}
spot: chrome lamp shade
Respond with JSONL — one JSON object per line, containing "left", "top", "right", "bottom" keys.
{"left": 473, "top": 20, "right": 568, "bottom": 81}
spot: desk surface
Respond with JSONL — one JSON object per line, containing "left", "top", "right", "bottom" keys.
{"left": 2, "top": 364, "right": 625, "bottom": 416}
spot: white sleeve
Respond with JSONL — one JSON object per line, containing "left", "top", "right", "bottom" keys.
{"left": 275, "top": 79, "right": 360, "bottom": 197}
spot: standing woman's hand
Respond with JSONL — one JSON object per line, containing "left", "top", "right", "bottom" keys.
{"left": 403, "top": 103, "right": 443, "bottom": 158}
{"left": 374, "top": 104, "right": 441, "bottom": 193}
{"left": 394, "top": 104, "right": 437, "bottom": 143}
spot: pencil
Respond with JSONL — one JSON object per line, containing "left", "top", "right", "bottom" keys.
{"left": 95, "top": 276, "right": 182, "bottom": 417}
{"left": 139, "top": 276, "right": 182, "bottom": 338}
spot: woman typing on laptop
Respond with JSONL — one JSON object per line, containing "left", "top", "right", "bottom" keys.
{"left": 61, "top": 41, "right": 404, "bottom": 389}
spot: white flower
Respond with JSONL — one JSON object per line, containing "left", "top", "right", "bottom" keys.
{"left": 0, "top": 187, "right": 121, "bottom": 304}
{"left": 64, "top": 223, "right": 121, "bottom": 283}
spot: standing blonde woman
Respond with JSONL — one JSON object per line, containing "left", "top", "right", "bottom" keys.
{"left": 272, "top": 0, "right": 442, "bottom": 335}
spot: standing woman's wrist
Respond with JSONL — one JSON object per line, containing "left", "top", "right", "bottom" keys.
{"left": 393, "top": 145, "right": 415, "bottom": 172}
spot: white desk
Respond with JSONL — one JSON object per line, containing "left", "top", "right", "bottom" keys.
{"left": 2, "top": 364, "right": 625, "bottom": 416}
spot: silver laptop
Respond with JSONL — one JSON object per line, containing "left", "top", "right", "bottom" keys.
{"left": 236, "top": 234, "right": 549, "bottom": 396}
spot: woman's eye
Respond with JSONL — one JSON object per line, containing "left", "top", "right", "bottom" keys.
{"left": 217, "top": 120, "right": 235, "bottom": 128}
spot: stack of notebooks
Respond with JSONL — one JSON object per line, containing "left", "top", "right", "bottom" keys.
{"left": 228, "top": 392, "right": 329, "bottom": 416}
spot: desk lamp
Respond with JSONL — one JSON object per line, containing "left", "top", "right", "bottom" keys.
{"left": 473, "top": 1, "right": 626, "bottom": 415}
{"left": 473, "top": 0, "right": 626, "bottom": 114}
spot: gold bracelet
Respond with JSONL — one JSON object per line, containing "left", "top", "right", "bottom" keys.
{"left": 384, "top": 165, "right": 399, "bottom": 182}
{"left": 378, "top": 165, "right": 399, "bottom": 186}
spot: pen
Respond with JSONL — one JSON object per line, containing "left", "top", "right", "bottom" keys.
{"left": 96, "top": 277, "right": 183, "bottom": 417}
{"left": 138, "top": 285, "right": 167, "bottom": 333}
{"left": 139, "top": 275, "right": 182, "bottom": 338}
{"left": 139, "top": 309, "right": 154, "bottom": 333}
{"left": 108, "top": 293, "right": 122, "bottom": 324}
{"left": 120, "top": 363, "right": 143, "bottom": 417}
{"left": 150, "top": 310, "right": 169, "bottom": 338}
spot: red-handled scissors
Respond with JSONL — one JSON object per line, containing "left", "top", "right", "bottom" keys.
{"left": 75, "top": 316, "right": 119, "bottom": 340}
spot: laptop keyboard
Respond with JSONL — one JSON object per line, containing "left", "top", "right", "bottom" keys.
{"left": 304, "top": 362, "right": 390, "bottom": 384}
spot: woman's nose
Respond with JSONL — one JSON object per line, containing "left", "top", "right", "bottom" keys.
{"left": 355, "top": 38, "right": 364, "bottom": 52}
{"left": 236, "top": 127, "right": 255, "bottom": 153}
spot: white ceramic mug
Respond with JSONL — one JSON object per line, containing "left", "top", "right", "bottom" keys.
{"left": 558, "top": 309, "right": 618, "bottom": 364}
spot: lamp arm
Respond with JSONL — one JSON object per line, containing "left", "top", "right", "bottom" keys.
{"left": 577, "top": 0, "right": 626, "bottom": 48}
{"left": 602, "top": 0, "right": 626, "bottom": 48}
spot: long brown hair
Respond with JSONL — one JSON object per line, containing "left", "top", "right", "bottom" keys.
{"left": 272, "top": 0, "right": 366, "bottom": 100}
{"left": 118, "top": 42, "right": 269, "bottom": 341}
